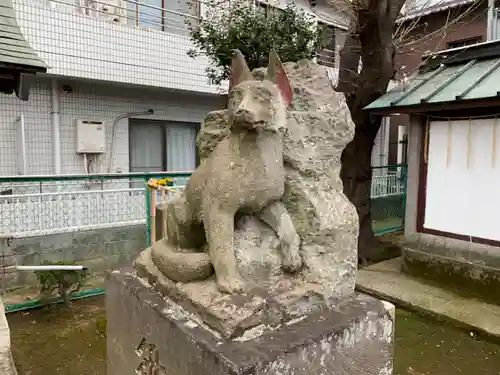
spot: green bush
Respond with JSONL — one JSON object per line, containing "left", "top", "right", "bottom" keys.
{"left": 96, "top": 318, "right": 106, "bottom": 337}
{"left": 35, "top": 260, "right": 89, "bottom": 306}
{"left": 187, "top": 1, "right": 322, "bottom": 85}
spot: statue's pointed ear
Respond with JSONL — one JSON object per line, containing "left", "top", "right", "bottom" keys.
{"left": 265, "top": 50, "right": 292, "bottom": 105}
{"left": 228, "top": 50, "right": 253, "bottom": 93}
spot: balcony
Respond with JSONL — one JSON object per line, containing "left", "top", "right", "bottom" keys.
{"left": 13, "top": 0, "right": 219, "bottom": 94}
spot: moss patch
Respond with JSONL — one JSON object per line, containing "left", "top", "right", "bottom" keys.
{"left": 394, "top": 309, "right": 500, "bottom": 375}
{"left": 403, "top": 249, "right": 500, "bottom": 306}
{"left": 8, "top": 297, "right": 106, "bottom": 375}
{"left": 7, "top": 296, "right": 500, "bottom": 375}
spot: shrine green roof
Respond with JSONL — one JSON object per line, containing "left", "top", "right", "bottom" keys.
{"left": 0, "top": 0, "right": 47, "bottom": 70}
{"left": 365, "top": 40, "right": 500, "bottom": 114}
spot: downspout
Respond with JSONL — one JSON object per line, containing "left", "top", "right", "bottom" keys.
{"left": 487, "top": 0, "right": 495, "bottom": 41}
{"left": 51, "top": 79, "right": 62, "bottom": 175}
{"left": 384, "top": 117, "right": 390, "bottom": 166}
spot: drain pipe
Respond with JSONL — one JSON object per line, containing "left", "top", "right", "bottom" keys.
{"left": 51, "top": 79, "right": 62, "bottom": 175}
{"left": 107, "top": 109, "right": 154, "bottom": 173}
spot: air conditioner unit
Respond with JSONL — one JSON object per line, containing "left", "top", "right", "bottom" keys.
{"left": 75, "top": 119, "right": 106, "bottom": 154}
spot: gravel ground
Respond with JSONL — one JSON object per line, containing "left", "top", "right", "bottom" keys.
{"left": 7, "top": 296, "right": 500, "bottom": 375}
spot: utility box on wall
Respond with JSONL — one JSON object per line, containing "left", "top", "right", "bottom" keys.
{"left": 76, "top": 119, "right": 106, "bottom": 153}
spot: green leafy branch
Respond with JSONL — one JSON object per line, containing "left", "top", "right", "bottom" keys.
{"left": 35, "top": 260, "right": 89, "bottom": 306}
{"left": 187, "top": 1, "right": 323, "bottom": 85}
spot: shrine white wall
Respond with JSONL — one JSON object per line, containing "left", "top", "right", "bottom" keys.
{"left": 424, "top": 118, "right": 500, "bottom": 241}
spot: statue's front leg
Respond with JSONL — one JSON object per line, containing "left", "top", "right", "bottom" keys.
{"left": 258, "top": 201, "right": 302, "bottom": 273}
{"left": 203, "top": 205, "right": 245, "bottom": 294}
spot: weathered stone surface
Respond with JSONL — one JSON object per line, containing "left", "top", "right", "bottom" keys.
{"left": 196, "top": 109, "right": 229, "bottom": 160}
{"left": 136, "top": 248, "right": 326, "bottom": 339}
{"left": 0, "top": 300, "right": 17, "bottom": 375}
{"left": 146, "top": 50, "right": 302, "bottom": 294}
{"left": 107, "top": 270, "right": 395, "bottom": 375}
{"left": 2, "top": 225, "right": 146, "bottom": 290}
{"left": 198, "top": 60, "right": 358, "bottom": 297}
{"left": 135, "top": 59, "right": 358, "bottom": 337}
{"left": 402, "top": 246, "right": 500, "bottom": 306}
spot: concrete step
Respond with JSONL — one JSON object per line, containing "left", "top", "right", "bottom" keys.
{"left": 356, "top": 257, "right": 500, "bottom": 341}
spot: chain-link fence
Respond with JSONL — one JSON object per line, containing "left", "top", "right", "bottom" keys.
{"left": 371, "top": 164, "right": 408, "bottom": 235}
{"left": 0, "top": 166, "right": 407, "bottom": 311}
{"left": 0, "top": 172, "right": 189, "bottom": 312}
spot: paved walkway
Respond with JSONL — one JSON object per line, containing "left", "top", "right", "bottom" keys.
{"left": 356, "top": 257, "right": 500, "bottom": 340}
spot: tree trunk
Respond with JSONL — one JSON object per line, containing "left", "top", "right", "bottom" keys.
{"left": 340, "top": 116, "right": 380, "bottom": 264}
{"left": 336, "top": 0, "right": 407, "bottom": 264}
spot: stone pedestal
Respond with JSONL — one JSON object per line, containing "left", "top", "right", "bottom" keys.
{"left": 0, "top": 300, "right": 17, "bottom": 375}
{"left": 107, "top": 269, "right": 395, "bottom": 375}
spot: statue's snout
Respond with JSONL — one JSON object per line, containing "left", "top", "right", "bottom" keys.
{"left": 234, "top": 106, "right": 258, "bottom": 127}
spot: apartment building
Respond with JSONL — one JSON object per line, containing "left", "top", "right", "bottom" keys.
{"left": 0, "top": 0, "right": 349, "bottom": 178}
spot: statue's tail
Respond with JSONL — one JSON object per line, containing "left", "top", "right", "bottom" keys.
{"left": 149, "top": 238, "right": 214, "bottom": 283}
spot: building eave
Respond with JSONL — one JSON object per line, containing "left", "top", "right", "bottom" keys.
{"left": 0, "top": 0, "right": 49, "bottom": 100}
{"left": 397, "top": 0, "right": 478, "bottom": 23}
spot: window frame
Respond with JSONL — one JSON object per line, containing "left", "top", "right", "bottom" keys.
{"left": 254, "top": 1, "right": 285, "bottom": 17}
{"left": 447, "top": 36, "right": 482, "bottom": 50}
{"left": 128, "top": 119, "right": 201, "bottom": 174}
{"left": 316, "top": 21, "right": 336, "bottom": 68}
{"left": 128, "top": 0, "right": 200, "bottom": 32}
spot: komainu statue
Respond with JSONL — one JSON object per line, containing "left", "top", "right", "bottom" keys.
{"left": 146, "top": 50, "right": 302, "bottom": 294}
{"left": 135, "top": 49, "right": 358, "bottom": 337}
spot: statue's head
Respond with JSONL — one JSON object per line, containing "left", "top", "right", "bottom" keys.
{"left": 227, "top": 50, "right": 292, "bottom": 133}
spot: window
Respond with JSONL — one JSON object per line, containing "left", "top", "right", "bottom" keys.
{"left": 447, "top": 36, "right": 482, "bottom": 49}
{"left": 317, "top": 22, "right": 336, "bottom": 68}
{"left": 127, "top": 0, "right": 200, "bottom": 33}
{"left": 255, "top": 1, "right": 285, "bottom": 17}
{"left": 129, "top": 120, "right": 199, "bottom": 185}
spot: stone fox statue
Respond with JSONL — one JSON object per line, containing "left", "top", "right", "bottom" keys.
{"left": 148, "top": 50, "right": 302, "bottom": 294}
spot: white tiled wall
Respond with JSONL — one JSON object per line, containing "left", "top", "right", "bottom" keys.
{"left": 0, "top": 78, "right": 222, "bottom": 176}
{"left": 14, "top": 0, "right": 348, "bottom": 95}
{"left": 371, "top": 117, "right": 391, "bottom": 170}
{"left": 14, "top": 0, "right": 219, "bottom": 94}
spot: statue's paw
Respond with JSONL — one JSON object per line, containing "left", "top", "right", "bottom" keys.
{"left": 282, "top": 251, "right": 303, "bottom": 273}
{"left": 217, "top": 275, "right": 246, "bottom": 294}
{"left": 281, "top": 236, "right": 302, "bottom": 273}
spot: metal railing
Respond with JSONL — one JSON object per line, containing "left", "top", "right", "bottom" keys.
{"left": 0, "top": 172, "right": 190, "bottom": 238}
{"left": 46, "top": 0, "right": 201, "bottom": 33}
{"left": 370, "top": 167, "right": 406, "bottom": 198}
{"left": 14, "top": 0, "right": 214, "bottom": 92}
{"left": 0, "top": 166, "right": 407, "bottom": 312}
{"left": 0, "top": 167, "right": 407, "bottom": 238}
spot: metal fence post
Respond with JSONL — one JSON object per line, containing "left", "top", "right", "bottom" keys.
{"left": 401, "top": 164, "right": 408, "bottom": 231}
{"left": 145, "top": 177, "right": 152, "bottom": 247}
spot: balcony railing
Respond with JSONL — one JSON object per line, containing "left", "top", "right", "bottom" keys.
{"left": 47, "top": 0, "right": 200, "bottom": 33}
{"left": 14, "top": 0, "right": 216, "bottom": 92}
{"left": 371, "top": 170, "right": 406, "bottom": 198}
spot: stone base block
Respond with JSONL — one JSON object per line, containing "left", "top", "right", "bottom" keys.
{"left": 107, "top": 269, "right": 395, "bottom": 375}
{"left": 403, "top": 246, "right": 500, "bottom": 306}
{"left": 0, "top": 300, "right": 17, "bottom": 375}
